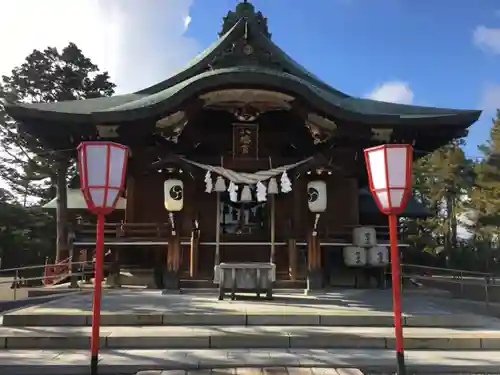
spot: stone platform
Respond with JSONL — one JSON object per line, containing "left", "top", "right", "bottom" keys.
{"left": 1, "top": 289, "right": 500, "bottom": 352}
{"left": 2, "top": 289, "right": 496, "bottom": 328}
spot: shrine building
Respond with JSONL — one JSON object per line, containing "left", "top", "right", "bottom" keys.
{"left": 4, "top": 1, "right": 481, "bottom": 289}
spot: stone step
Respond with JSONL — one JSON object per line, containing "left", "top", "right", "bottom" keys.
{"left": 0, "top": 325, "right": 498, "bottom": 350}
{"left": 2, "top": 311, "right": 490, "bottom": 328}
{"left": 1, "top": 348, "right": 500, "bottom": 375}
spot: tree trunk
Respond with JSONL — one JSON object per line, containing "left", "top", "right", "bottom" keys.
{"left": 450, "top": 194, "right": 458, "bottom": 251}
{"left": 55, "top": 159, "right": 69, "bottom": 263}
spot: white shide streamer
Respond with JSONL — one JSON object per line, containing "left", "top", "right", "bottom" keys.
{"left": 179, "top": 157, "right": 312, "bottom": 184}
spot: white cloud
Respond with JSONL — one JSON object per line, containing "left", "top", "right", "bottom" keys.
{"left": 184, "top": 16, "right": 192, "bottom": 31}
{"left": 366, "top": 81, "right": 414, "bottom": 104}
{"left": 0, "top": 0, "right": 201, "bottom": 94}
{"left": 473, "top": 25, "right": 500, "bottom": 55}
{"left": 480, "top": 84, "right": 500, "bottom": 111}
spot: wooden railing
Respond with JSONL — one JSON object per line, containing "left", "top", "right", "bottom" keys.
{"left": 74, "top": 222, "right": 172, "bottom": 243}
{"left": 73, "top": 221, "right": 409, "bottom": 246}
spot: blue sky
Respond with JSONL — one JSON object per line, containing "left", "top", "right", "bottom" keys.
{"left": 0, "top": 0, "right": 498, "bottom": 159}
{"left": 186, "top": 0, "right": 500, "bottom": 158}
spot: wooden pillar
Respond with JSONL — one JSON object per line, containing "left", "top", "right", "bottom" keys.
{"left": 288, "top": 238, "right": 297, "bottom": 281}
{"left": 189, "top": 228, "right": 199, "bottom": 278}
{"left": 306, "top": 231, "right": 322, "bottom": 290}
{"left": 125, "top": 174, "right": 136, "bottom": 222}
{"left": 270, "top": 195, "right": 276, "bottom": 263}
{"left": 215, "top": 192, "right": 221, "bottom": 265}
{"left": 165, "top": 218, "right": 181, "bottom": 289}
{"left": 55, "top": 159, "right": 69, "bottom": 262}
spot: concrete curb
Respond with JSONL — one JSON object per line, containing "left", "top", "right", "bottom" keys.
{"left": 1, "top": 312, "right": 486, "bottom": 328}
{"left": 0, "top": 326, "right": 498, "bottom": 350}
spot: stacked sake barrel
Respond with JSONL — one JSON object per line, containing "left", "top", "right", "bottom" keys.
{"left": 343, "top": 227, "right": 389, "bottom": 268}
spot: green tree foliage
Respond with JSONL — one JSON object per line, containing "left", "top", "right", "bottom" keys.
{"left": 0, "top": 188, "right": 55, "bottom": 268}
{"left": 405, "top": 140, "right": 475, "bottom": 266}
{"left": 0, "top": 42, "right": 115, "bottom": 202}
{"left": 0, "top": 43, "right": 115, "bottom": 266}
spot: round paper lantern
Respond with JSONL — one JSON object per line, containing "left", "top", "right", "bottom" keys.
{"left": 307, "top": 180, "right": 327, "bottom": 212}
{"left": 164, "top": 179, "right": 184, "bottom": 212}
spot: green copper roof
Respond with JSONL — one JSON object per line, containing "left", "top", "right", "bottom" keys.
{"left": 3, "top": 1, "right": 481, "bottom": 130}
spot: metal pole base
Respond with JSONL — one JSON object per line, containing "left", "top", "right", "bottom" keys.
{"left": 396, "top": 350, "right": 406, "bottom": 375}
{"left": 90, "top": 354, "right": 98, "bottom": 375}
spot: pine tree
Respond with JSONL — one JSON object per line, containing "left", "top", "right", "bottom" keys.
{"left": 406, "top": 140, "right": 474, "bottom": 266}
{"left": 466, "top": 110, "right": 500, "bottom": 271}
{"left": 0, "top": 42, "right": 116, "bottom": 261}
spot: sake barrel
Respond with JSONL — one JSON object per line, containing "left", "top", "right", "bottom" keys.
{"left": 343, "top": 246, "right": 367, "bottom": 267}
{"left": 368, "top": 246, "right": 389, "bottom": 267}
{"left": 353, "top": 226, "right": 377, "bottom": 247}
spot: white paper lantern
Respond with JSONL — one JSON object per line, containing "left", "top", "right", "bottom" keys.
{"left": 368, "top": 246, "right": 389, "bottom": 266}
{"left": 353, "top": 226, "right": 377, "bottom": 247}
{"left": 307, "top": 180, "right": 327, "bottom": 212}
{"left": 214, "top": 176, "right": 226, "bottom": 193}
{"left": 343, "top": 246, "right": 367, "bottom": 267}
{"left": 77, "top": 141, "right": 129, "bottom": 214}
{"left": 240, "top": 185, "right": 252, "bottom": 202}
{"left": 164, "top": 179, "right": 184, "bottom": 212}
{"left": 267, "top": 177, "right": 279, "bottom": 194}
{"left": 364, "top": 144, "right": 413, "bottom": 215}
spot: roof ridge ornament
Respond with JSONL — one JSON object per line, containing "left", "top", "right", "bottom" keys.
{"left": 219, "top": 1, "right": 271, "bottom": 39}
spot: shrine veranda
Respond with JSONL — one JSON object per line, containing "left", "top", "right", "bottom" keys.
{"left": 4, "top": 1, "right": 481, "bottom": 290}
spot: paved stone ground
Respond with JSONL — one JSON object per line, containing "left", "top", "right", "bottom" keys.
{"left": 1, "top": 349, "right": 500, "bottom": 375}
{"left": 5, "top": 289, "right": 498, "bottom": 319}
{"left": 135, "top": 369, "right": 366, "bottom": 374}
{"left": 135, "top": 370, "right": 496, "bottom": 375}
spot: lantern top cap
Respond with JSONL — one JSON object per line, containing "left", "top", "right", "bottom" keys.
{"left": 364, "top": 144, "right": 412, "bottom": 153}
{"left": 77, "top": 141, "right": 129, "bottom": 149}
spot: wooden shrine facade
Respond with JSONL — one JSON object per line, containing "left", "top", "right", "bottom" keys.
{"left": 4, "top": 1, "right": 481, "bottom": 288}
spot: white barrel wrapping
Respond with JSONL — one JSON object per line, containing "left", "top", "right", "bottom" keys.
{"left": 368, "top": 246, "right": 389, "bottom": 266}
{"left": 353, "top": 226, "right": 377, "bottom": 247}
{"left": 343, "top": 246, "right": 367, "bottom": 267}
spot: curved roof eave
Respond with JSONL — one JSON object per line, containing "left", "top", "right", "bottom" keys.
{"left": 134, "top": 20, "right": 246, "bottom": 95}
{"left": 3, "top": 67, "right": 482, "bottom": 130}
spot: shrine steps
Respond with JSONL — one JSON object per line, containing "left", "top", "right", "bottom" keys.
{"left": 0, "top": 325, "right": 499, "bottom": 351}
{"left": 2, "top": 289, "right": 500, "bottom": 354}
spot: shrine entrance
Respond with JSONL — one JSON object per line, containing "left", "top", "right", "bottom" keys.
{"left": 219, "top": 193, "right": 270, "bottom": 263}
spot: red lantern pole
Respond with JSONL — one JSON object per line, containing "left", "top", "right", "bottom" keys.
{"left": 77, "top": 141, "right": 129, "bottom": 375}
{"left": 389, "top": 213, "right": 406, "bottom": 375}
{"left": 364, "top": 143, "right": 412, "bottom": 375}
{"left": 90, "top": 213, "right": 105, "bottom": 375}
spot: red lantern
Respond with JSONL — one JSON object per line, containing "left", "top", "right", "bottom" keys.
{"left": 364, "top": 144, "right": 413, "bottom": 216}
{"left": 76, "top": 141, "right": 128, "bottom": 375}
{"left": 364, "top": 143, "right": 413, "bottom": 375}
{"left": 77, "top": 141, "right": 129, "bottom": 215}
